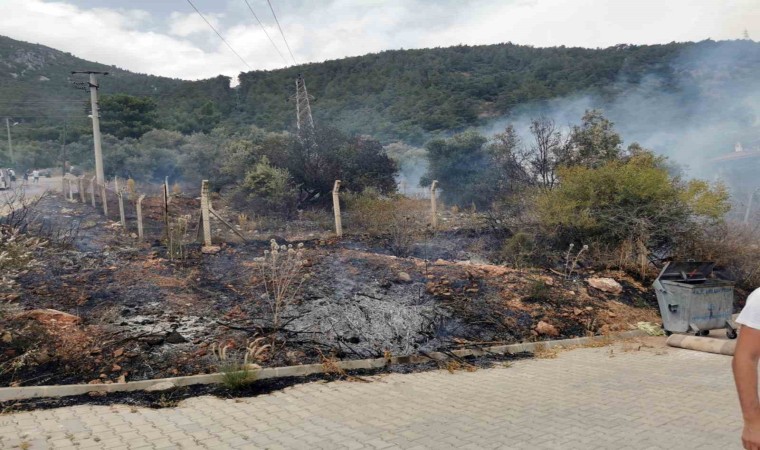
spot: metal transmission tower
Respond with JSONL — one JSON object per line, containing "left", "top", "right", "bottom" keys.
{"left": 293, "top": 74, "right": 315, "bottom": 135}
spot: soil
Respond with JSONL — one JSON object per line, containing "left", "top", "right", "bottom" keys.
{"left": 0, "top": 193, "right": 660, "bottom": 392}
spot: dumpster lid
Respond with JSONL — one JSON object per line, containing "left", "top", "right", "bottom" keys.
{"left": 656, "top": 261, "right": 715, "bottom": 282}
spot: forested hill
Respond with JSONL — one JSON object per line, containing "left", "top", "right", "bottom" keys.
{"left": 1, "top": 35, "right": 759, "bottom": 144}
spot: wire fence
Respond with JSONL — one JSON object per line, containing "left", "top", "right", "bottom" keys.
{"left": 59, "top": 175, "right": 443, "bottom": 250}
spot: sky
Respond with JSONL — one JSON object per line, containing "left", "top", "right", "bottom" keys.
{"left": 0, "top": 0, "right": 758, "bottom": 82}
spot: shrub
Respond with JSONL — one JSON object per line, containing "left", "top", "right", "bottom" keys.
{"left": 343, "top": 189, "right": 429, "bottom": 256}
{"left": 500, "top": 232, "right": 536, "bottom": 270}
{"left": 535, "top": 152, "right": 729, "bottom": 277}
{"left": 238, "top": 156, "right": 299, "bottom": 217}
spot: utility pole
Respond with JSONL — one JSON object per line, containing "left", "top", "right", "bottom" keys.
{"left": 71, "top": 70, "right": 108, "bottom": 184}
{"left": 61, "top": 119, "right": 67, "bottom": 192}
{"left": 5, "top": 118, "right": 12, "bottom": 164}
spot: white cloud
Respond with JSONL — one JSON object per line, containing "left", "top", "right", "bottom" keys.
{"left": 0, "top": 0, "right": 758, "bottom": 82}
{"left": 168, "top": 11, "right": 221, "bottom": 38}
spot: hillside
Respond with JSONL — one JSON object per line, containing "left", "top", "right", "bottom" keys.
{"left": 1, "top": 35, "right": 759, "bottom": 145}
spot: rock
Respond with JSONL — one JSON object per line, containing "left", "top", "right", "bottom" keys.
{"left": 434, "top": 259, "right": 448, "bottom": 266}
{"left": 201, "top": 245, "right": 222, "bottom": 254}
{"left": 113, "top": 348, "right": 124, "bottom": 358}
{"left": 165, "top": 331, "right": 187, "bottom": 344}
{"left": 138, "top": 334, "right": 165, "bottom": 346}
{"left": 1, "top": 332, "right": 11, "bottom": 343}
{"left": 585, "top": 306, "right": 594, "bottom": 311}
{"left": 573, "top": 308, "right": 583, "bottom": 316}
{"left": 111, "top": 364, "right": 121, "bottom": 372}
{"left": 599, "top": 324, "right": 611, "bottom": 335}
{"left": 396, "top": 272, "right": 412, "bottom": 283}
{"left": 20, "top": 309, "right": 81, "bottom": 326}
{"left": 607, "top": 312, "right": 617, "bottom": 318}
{"left": 116, "top": 375, "right": 127, "bottom": 384}
{"left": 145, "top": 381, "right": 176, "bottom": 392}
{"left": 587, "top": 277, "right": 623, "bottom": 294}
{"left": 535, "top": 320, "right": 559, "bottom": 337}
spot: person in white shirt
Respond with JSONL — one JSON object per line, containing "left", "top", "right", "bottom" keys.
{"left": 32, "top": 169, "right": 39, "bottom": 183}
{"left": 733, "top": 288, "right": 760, "bottom": 449}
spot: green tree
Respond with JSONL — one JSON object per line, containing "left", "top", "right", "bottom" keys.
{"left": 565, "top": 109, "right": 622, "bottom": 168}
{"left": 99, "top": 94, "right": 158, "bottom": 139}
{"left": 421, "top": 131, "right": 492, "bottom": 208}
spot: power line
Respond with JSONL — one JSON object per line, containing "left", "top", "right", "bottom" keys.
{"left": 265, "top": 0, "right": 297, "bottom": 65}
{"left": 185, "top": 0, "right": 253, "bottom": 70}
{"left": 242, "top": 0, "right": 289, "bottom": 66}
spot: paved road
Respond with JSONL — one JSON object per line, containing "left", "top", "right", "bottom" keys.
{"left": 0, "top": 176, "right": 61, "bottom": 215}
{"left": 0, "top": 338, "right": 742, "bottom": 449}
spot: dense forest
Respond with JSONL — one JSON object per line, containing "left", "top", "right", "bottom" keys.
{"left": 2, "top": 36, "right": 759, "bottom": 146}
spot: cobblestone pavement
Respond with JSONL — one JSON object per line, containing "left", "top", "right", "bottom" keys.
{"left": 0, "top": 338, "right": 742, "bottom": 449}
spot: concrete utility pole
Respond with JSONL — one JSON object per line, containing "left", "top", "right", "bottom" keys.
{"left": 72, "top": 71, "right": 108, "bottom": 184}
{"left": 5, "top": 118, "right": 13, "bottom": 164}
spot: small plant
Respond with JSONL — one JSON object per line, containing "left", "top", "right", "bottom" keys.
{"left": 501, "top": 232, "right": 535, "bottom": 271}
{"left": 172, "top": 182, "right": 182, "bottom": 195}
{"left": 126, "top": 178, "right": 136, "bottom": 200}
{"left": 525, "top": 279, "right": 551, "bottom": 302}
{"left": 237, "top": 213, "right": 249, "bottom": 229}
{"left": 167, "top": 216, "right": 189, "bottom": 261}
{"left": 211, "top": 342, "right": 257, "bottom": 390}
{"left": 254, "top": 240, "right": 308, "bottom": 330}
{"left": 220, "top": 362, "right": 252, "bottom": 390}
{"left": 243, "top": 337, "right": 270, "bottom": 365}
{"left": 564, "top": 243, "right": 589, "bottom": 278}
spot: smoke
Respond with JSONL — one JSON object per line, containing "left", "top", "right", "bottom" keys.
{"left": 480, "top": 40, "right": 760, "bottom": 186}
{"left": 385, "top": 142, "right": 430, "bottom": 197}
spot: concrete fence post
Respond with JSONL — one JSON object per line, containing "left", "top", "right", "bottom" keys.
{"left": 201, "top": 180, "right": 212, "bottom": 247}
{"left": 136, "top": 194, "right": 146, "bottom": 240}
{"left": 117, "top": 190, "right": 126, "bottom": 229}
{"left": 162, "top": 180, "right": 170, "bottom": 238}
{"left": 100, "top": 183, "right": 108, "bottom": 216}
{"left": 90, "top": 176, "right": 97, "bottom": 208}
{"left": 68, "top": 178, "right": 74, "bottom": 201}
{"left": 430, "top": 180, "right": 438, "bottom": 229}
{"left": 78, "top": 177, "right": 85, "bottom": 203}
{"left": 332, "top": 180, "right": 343, "bottom": 238}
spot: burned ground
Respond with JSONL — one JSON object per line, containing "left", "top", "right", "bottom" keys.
{"left": 0, "top": 193, "right": 659, "bottom": 389}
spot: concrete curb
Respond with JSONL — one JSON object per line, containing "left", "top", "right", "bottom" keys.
{"left": 0, "top": 330, "right": 646, "bottom": 402}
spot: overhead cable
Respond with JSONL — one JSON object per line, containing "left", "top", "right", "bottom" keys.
{"left": 185, "top": 0, "right": 253, "bottom": 70}
{"left": 265, "top": 0, "right": 297, "bottom": 65}
{"left": 242, "top": 0, "right": 289, "bottom": 65}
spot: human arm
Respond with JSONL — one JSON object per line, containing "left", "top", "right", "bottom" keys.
{"left": 733, "top": 325, "right": 760, "bottom": 449}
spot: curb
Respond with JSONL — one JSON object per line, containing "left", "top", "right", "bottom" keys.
{"left": 0, "top": 330, "right": 646, "bottom": 402}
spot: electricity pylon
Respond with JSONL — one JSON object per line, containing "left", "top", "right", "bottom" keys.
{"left": 293, "top": 74, "right": 314, "bottom": 136}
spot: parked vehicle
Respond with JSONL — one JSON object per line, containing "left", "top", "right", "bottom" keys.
{"left": 0, "top": 168, "right": 11, "bottom": 190}
{"left": 39, "top": 168, "right": 53, "bottom": 177}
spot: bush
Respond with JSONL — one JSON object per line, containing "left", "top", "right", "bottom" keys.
{"left": 535, "top": 152, "right": 729, "bottom": 277}
{"left": 237, "top": 157, "right": 299, "bottom": 217}
{"left": 500, "top": 232, "right": 536, "bottom": 270}
{"left": 343, "top": 189, "right": 429, "bottom": 256}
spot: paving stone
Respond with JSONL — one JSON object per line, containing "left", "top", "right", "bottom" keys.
{"left": 0, "top": 339, "right": 746, "bottom": 449}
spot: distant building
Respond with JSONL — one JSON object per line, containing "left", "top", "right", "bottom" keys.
{"left": 713, "top": 141, "right": 760, "bottom": 191}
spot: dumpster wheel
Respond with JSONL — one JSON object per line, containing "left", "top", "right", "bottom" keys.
{"left": 695, "top": 330, "right": 710, "bottom": 337}
{"left": 727, "top": 329, "right": 738, "bottom": 340}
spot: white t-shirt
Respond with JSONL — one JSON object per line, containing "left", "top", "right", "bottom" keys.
{"left": 736, "top": 288, "right": 760, "bottom": 330}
